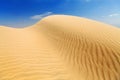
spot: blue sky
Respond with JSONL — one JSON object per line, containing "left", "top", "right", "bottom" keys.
{"left": 0, "top": 0, "right": 120, "bottom": 27}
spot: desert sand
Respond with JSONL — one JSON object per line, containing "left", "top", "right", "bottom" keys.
{"left": 0, "top": 15, "right": 120, "bottom": 80}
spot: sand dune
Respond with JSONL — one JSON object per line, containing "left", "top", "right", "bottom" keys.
{"left": 0, "top": 15, "right": 120, "bottom": 80}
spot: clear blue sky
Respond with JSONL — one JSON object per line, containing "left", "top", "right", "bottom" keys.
{"left": 0, "top": 0, "right": 120, "bottom": 27}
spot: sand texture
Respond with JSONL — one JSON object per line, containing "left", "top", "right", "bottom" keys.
{"left": 0, "top": 15, "right": 120, "bottom": 80}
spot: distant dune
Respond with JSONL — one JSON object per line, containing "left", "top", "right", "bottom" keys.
{"left": 0, "top": 15, "right": 120, "bottom": 80}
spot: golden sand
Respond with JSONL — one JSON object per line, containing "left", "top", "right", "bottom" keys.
{"left": 0, "top": 15, "right": 120, "bottom": 80}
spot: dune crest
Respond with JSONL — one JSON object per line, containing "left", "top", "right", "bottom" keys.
{"left": 0, "top": 15, "right": 120, "bottom": 80}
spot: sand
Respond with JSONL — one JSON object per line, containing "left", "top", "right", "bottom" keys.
{"left": 0, "top": 15, "right": 120, "bottom": 80}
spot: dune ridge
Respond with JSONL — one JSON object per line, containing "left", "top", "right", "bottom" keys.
{"left": 0, "top": 15, "right": 120, "bottom": 80}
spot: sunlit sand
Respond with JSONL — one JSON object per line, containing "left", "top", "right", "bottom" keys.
{"left": 0, "top": 15, "right": 120, "bottom": 80}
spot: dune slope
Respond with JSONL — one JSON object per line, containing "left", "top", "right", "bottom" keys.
{"left": 0, "top": 15, "right": 120, "bottom": 80}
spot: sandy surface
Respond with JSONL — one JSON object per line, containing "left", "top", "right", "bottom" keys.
{"left": 0, "top": 15, "right": 120, "bottom": 80}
